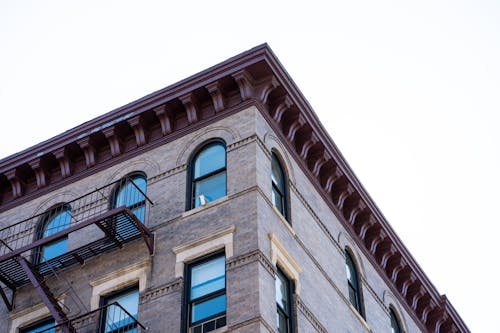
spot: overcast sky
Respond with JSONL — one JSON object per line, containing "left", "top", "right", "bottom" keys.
{"left": 1, "top": 1, "right": 499, "bottom": 331}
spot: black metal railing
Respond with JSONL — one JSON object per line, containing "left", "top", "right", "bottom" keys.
{"left": 0, "top": 177, "right": 154, "bottom": 308}
{"left": 0, "top": 177, "right": 152, "bottom": 257}
{"left": 38, "top": 302, "right": 146, "bottom": 333}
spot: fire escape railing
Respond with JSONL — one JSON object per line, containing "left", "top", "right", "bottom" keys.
{"left": 0, "top": 178, "right": 154, "bottom": 332}
{"left": 37, "top": 301, "right": 146, "bottom": 333}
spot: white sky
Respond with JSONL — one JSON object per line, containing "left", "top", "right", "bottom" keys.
{"left": 1, "top": 1, "right": 499, "bottom": 331}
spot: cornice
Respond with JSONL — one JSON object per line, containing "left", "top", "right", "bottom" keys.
{"left": 0, "top": 44, "right": 469, "bottom": 333}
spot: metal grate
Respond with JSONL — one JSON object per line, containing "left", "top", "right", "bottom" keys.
{"left": 37, "top": 301, "right": 146, "bottom": 333}
{"left": 0, "top": 177, "right": 154, "bottom": 308}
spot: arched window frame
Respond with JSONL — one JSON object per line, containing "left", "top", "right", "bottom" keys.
{"left": 271, "top": 151, "right": 289, "bottom": 222}
{"left": 390, "top": 306, "right": 403, "bottom": 333}
{"left": 110, "top": 172, "right": 147, "bottom": 223}
{"left": 35, "top": 203, "right": 72, "bottom": 264}
{"left": 187, "top": 140, "right": 227, "bottom": 210}
{"left": 345, "top": 248, "right": 365, "bottom": 318}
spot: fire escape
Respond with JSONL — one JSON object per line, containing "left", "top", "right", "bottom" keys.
{"left": 0, "top": 178, "right": 154, "bottom": 332}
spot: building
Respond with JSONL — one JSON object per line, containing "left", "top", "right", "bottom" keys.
{"left": 0, "top": 44, "right": 469, "bottom": 333}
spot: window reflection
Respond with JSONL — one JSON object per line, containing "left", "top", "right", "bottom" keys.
{"left": 112, "top": 173, "right": 147, "bottom": 223}
{"left": 271, "top": 152, "right": 288, "bottom": 220}
{"left": 190, "top": 142, "right": 226, "bottom": 208}
{"left": 38, "top": 204, "right": 72, "bottom": 263}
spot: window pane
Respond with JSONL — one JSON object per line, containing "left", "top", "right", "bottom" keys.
{"left": 345, "top": 252, "right": 358, "bottom": 288}
{"left": 276, "top": 309, "right": 288, "bottom": 333}
{"left": 105, "top": 288, "right": 139, "bottom": 333}
{"left": 391, "top": 309, "right": 401, "bottom": 333}
{"left": 345, "top": 261, "right": 352, "bottom": 281}
{"left": 345, "top": 250, "right": 362, "bottom": 315}
{"left": 43, "top": 209, "right": 71, "bottom": 237}
{"left": 41, "top": 238, "right": 68, "bottom": 262}
{"left": 40, "top": 206, "right": 71, "bottom": 262}
{"left": 194, "top": 144, "right": 225, "bottom": 178}
{"left": 115, "top": 176, "right": 146, "bottom": 209}
{"left": 132, "top": 206, "right": 145, "bottom": 223}
{"left": 275, "top": 270, "right": 289, "bottom": 312}
{"left": 272, "top": 188, "right": 284, "bottom": 214}
{"left": 348, "top": 286, "right": 358, "bottom": 309}
{"left": 271, "top": 154, "right": 285, "bottom": 192}
{"left": 191, "top": 256, "right": 225, "bottom": 300}
{"left": 20, "top": 319, "right": 55, "bottom": 333}
{"left": 194, "top": 172, "right": 226, "bottom": 207}
{"left": 191, "top": 294, "right": 226, "bottom": 323}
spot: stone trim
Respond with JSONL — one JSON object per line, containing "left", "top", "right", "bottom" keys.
{"left": 289, "top": 182, "right": 343, "bottom": 255}
{"left": 226, "top": 134, "right": 258, "bottom": 152}
{"left": 296, "top": 296, "right": 328, "bottom": 333}
{"left": 181, "top": 196, "right": 229, "bottom": 219}
{"left": 295, "top": 181, "right": 389, "bottom": 314}
{"left": 172, "top": 225, "right": 235, "bottom": 277}
{"left": 260, "top": 132, "right": 296, "bottom": 185}
{"left": 227, "top": 315, "right": 275, "bottom": 332}
{"left": 348, "top": 303, "right": 373, "bottom": 332}
{"left": 148, "top": 164, "right": 186, "bottom": 185}
{"left": 0, "top": 44, "right": 467, "bottom": 332}
{"left": 260, "top": 160, "right": 391, "bottom": 318}
{"left": 360, "top": 275, "right": 390, "bottom": 315}
{"left": 89, "top": 260, "right": 150, "bottom": 310}
{"left": 9, "top": 298, "right": 65, "bottom": 333}
{"left": 226, "top": 249, "right": 275, "bottom": 278}
{"left": 140, "top": 277, "right": 183, "bottom": 304}
{"left": 269, "top": 233, "right": 302, "bottom": 294}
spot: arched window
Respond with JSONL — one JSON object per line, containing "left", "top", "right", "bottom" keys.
{"left": 112, "top": 172, "right": 147, "bottom": 223}
{"left": 189, "top": 141, "right": 227, "bottom": 209}
{"left": 37, "top": 204, "right": 72, "bottom": 263}
{"left": 271, "top": 152, "right": 288, "bottom": 220}
{"left": 345, "top": 249, "right": 364, "bottom": 317}
{"left": 390, "top": 307, "right": 402, "bottom": 333}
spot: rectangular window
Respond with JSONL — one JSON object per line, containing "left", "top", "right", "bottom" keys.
{"left": 101, "top": 285, "right": 139, "bottom": 333}
{"left": 186, "top": 253, "right": 227, "bottom": 333}
{"left": 19, "top": 317, "right": 55, "bottom": 333}
{"left": 276, "top": 267, "right": 293, "bottom": 333}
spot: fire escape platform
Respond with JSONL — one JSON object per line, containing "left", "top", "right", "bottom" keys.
{"left": 0, "top": 206, "right": 153, "bottom": 289}
{"left": 0, "top": 177, "right": 154, "bottom": 317}
{"left": 38, "top": 301, "right": 146, "bottom": 333}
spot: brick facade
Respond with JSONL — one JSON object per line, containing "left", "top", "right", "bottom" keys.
{"left": 0, "top": 45, "right": 468, "bottom": 332}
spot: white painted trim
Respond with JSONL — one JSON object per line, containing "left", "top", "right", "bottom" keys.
{"left": 172, "top": 225, "right": 235, "bottom": 278}
{"left": 89, "top": 260, "right": 150, "bottom": 310}
{"left": 182, "top": 196, "right": 229, "bottom": 218}
{"left": 268, "top": 233, "right": 301, "bottom": 294}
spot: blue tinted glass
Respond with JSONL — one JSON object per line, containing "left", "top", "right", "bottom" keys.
{"left": 41, "top": 238, "right": 68, "bottom": 262}
{"left": 20, "top": 319, "right": 55, "bottom": 333}
{"left": 105, "top": 288, "right": 139, "bottom": 333}
{"left": 132, "top": 206, "right": 145, "bottom": 223}
{"left": 40, "top": 207, "right": 71, "bottom": 262}
{"left": 191, "top": 256, "right": 225, "bottom": 300}
{"left": 191, "top": 294, "right": 226, "bottom": 323}
{"left": 194, "top": 173, "right": 226, "bottom": 207}
{"left": 43, "top": 209, "right": 71, "bottom": 237}
{"left": 194, "top": 144, "right": 225, "bottom": 178}
{"left": 115, "top": 176, "right": 146, "bottom": 208}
